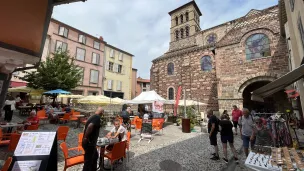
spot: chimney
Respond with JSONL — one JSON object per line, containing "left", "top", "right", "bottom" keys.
{"left": 99, "top": 36, "right": 103, "bottom": 41}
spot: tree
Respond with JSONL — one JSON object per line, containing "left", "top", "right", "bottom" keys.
{"left": 21, "top": 51, "right": 83, "bottom": 91}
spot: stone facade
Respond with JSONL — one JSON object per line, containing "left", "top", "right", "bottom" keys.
{"left": 151, "top": 1, "right": 289, "bottom": 113}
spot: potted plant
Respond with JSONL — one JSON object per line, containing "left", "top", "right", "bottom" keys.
{"left": 180, "top": 106, "right": 197, "bottom": 133}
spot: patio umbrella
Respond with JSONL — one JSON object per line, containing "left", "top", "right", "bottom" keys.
{"left": 58, "top": 94, "right": 84, "bottom": 98}
{"left": 78, "top": 95, "right": 112, "bottom": 105}
{"left": 8, "top": 86, "right": 45, "bottom": 95}
{"left": 43, "top": 89, "right": 71, "bottom": 95}
{"left": 170, "top": 100, "right": 207, "bottom": 106}
{"left": 110, "top": 97, "right": 125, "bottom": 104}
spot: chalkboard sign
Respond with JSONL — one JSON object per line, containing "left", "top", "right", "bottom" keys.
{"left": 139, "top": 119, "right": 153, "bottom": 143}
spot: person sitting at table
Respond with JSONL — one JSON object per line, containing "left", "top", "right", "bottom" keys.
{"left": 105, "top": 119, "right": 127, "bottom": 152}
{"left": 18, "top": 110, "right": 39, "bottom": 130}
{"left": 64, "top": 105, "right": 71, "bottom": 113}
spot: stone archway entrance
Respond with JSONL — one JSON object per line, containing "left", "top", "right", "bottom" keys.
{"left": 242, "top": 81, "right": 292, "bottom": 113}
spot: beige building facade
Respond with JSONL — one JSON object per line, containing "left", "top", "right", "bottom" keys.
{"left": 103, "top": 44, "right": 134, "bottom": 100}
{"left": 279, "top": 0, "right": 304, "bottom": 119}
{"left": 131, "top": 68, "right": 138, "bottom": 99}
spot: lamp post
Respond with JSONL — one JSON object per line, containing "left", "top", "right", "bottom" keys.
{"left": 184, "top": 89, "right": 186, "bottom": 118}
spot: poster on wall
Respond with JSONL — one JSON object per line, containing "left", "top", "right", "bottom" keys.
{"left": 152, "top": 101, "right": 163, "bottom": 113}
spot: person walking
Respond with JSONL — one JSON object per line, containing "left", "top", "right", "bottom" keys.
{"left": 4, "top": 96, "right": 16, "bottom": 122}
{"left": 238, "top": 108, "right": 255, "bottom": 157}
{"left": 232, "top": 105, "right": 242, "bottom": 135}
{"left": 82, "top": 107, "right": 104, "bottom": 171}
{"left": 207, "top": 110, "right": 220, "bottom": 160}
{"left": 219, "top": 114, "right": 238, "bottom": 163}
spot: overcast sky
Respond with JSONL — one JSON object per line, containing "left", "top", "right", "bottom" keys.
{"left": 53, "top": 0, "right": 278, "bottom": 79}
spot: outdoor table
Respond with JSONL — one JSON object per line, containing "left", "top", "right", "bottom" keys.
{"left": 18, "top": 106, "right": 33, "bottom": 116}
{"left": 96, "top": 138, "right": 119, "bottom": 171}
{"left": 0, "top": 123, "right": 24, "bottom": 133}
{"left": 74, "top": 115, "right": 85, "bottom": 129}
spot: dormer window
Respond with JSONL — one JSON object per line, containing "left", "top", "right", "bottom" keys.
{"left": 175, "top": 16, "right": 178, "bottom": 25}
{"left": 180, "top": 14, "right": 183, "bottom": 23}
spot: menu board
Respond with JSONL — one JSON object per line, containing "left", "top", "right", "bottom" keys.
{"left": 14, "top": 132, "right": 56, "bottom": 156}
{"left": 141, "top": 119, "right": 152, "bottom": 137}
{"left": 12, "top": 160, "right": 41, "bottom": 171}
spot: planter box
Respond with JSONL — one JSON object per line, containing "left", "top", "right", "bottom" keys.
{"left": 182, "top": 118, "right": 191, "bottom": 133}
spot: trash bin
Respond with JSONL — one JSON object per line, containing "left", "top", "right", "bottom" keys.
{"left": 182, "top": 118, "right": 191, "bottom": 133}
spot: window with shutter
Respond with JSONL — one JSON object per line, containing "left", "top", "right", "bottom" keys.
{"left": 119, "top": 53, "right": 123, "bottom": 61}
{"left": 106, "top": 61, "right": 110, "bottom": 70}
{"left": 55, "top": 41, "right": 68, "bottom": 52}
{"left": 59, "top": 26, "right": 68, "bottom": 37}
{"left": 76, "top": 48, "right": 85, "bottom": 61}
{"left": 120, "top": 81, "right": 122, "bottom": 91}
{"left": 298, "top": 15, "right": 304, "bottom": 53}
{"left": 110, "top": 49, "right": 114, "bottom": 58}
{"left": 108, "top": 80, "right": 112, "bottom": 89}
{"left": 90, "top": 70, "right": 99, "bottom": 84}
{"left": 92, "top": 53, "right": 100, "bottom": 65}
{"left": 108, "top": 62, "right": 114, "bottom": 71}
{"left": 117, "top": 81, "right": 121, "bottom": 91}
{"left": 94, "top": 41, "right": 100, "bottom": 50}
{"left": 78, "top": 35, "right": 86, "bottom": 44}
{"left": 121, "top": 66, "right": 125, "bottom": 75}
{"left": 117, "top": 65, "right": 122, "bottom": 73}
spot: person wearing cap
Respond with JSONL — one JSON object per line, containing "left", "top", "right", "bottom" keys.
{"left": 252, "top": 117, "right": 273, "bottom": 147}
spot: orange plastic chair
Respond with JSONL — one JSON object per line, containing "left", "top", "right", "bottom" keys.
{"left": 57, "top": 126, "right": 69, "bottom": 142}
{"left": 8, "top": 133, "right": 21, "bottom": 152}
{"left": 135, "top": 119, "right": 142, "bottom": 133}
{"left": 26, "top": 124, "right": 39, "bottom": 130}
{"left": 131, "top": 116, "right": 139, "bottom": 126}
{"left": 37, "top": 110, "right": 48, "bottom": 123}
{"left": 59, "top": 114, "right": 70, "bottom": 123}
{"left": 77, "top": 133, "right": 84, "bottom": 154}
{"left": 73, "top": 111, "right": 81, "bottom": 116}
{"left": 0, "top": 129, "right": 10, "bottom": 146}
{"left": 60, "top": 142, "right": 84, "bottom": 171}
{"left": 104, "top": 141, "right": 127, "bottom": 170}
{"left": 0, "top": 157, "right": 12, "bottom": 171}
{"left": 153, "top": 121, "right": 164, "bottom": 135}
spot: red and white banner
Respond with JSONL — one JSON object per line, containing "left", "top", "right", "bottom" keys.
{"left": 152, "top": 101, "right": 164, "bottom": 113}
{"left": 174, "top": 86, "right": 182, "bottom": 116}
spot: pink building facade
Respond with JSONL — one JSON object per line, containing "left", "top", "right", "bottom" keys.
{"left": 11, "top": 19, "right": 105, "bottom": 95}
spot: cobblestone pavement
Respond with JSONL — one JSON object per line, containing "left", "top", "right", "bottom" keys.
{"left": 0, "top": 112, "right": 254, "bottom": 171}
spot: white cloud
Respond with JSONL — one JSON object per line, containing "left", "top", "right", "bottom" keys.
{"left": 53, "top": 0, "right": 278, "bottom": 79}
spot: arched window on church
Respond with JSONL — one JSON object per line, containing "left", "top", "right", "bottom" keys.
{"left": 175, "top": 30, "right": 179, "bottom": 40}
{"left": 180, "top": 14, "right": 184, "bottom": 23}
{"left": 186, "top": 12, "right": 189, "bottom": 21}
{"left": 168, "top": 87, "right": 174, "bottom": 100}
{"left": 175, "top": 16, "right": 178, "bottom": 25}
{"left": 167, "top": 62, "right": 174, "bottom": 75}
{"left": 185, "top": 26, "right": 189, "bottom": 37}
{"left": 201, "top": 56, "right": 212, "bottom": 71}
{"left": 180, "top": 28, "right": 184, "bottom": 39}
{"left": 245, "top": 33, "right": 270, "bottom": 60}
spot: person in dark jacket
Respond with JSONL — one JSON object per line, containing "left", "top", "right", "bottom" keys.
{"left": 219, "top": 114, "right": 238, "bottom": 163}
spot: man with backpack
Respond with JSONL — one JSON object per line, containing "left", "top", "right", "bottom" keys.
{"left": 238, "top": 108, "right": 255, "bottom": 157}
{"left": 207, "top": 110, "right": 220, "bottom": 160}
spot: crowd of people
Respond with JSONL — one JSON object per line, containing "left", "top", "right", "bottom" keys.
{"left": 207, "top": 105, "right": 274, "bottom": 163}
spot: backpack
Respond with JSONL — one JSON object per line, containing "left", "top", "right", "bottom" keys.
{"left": 238, "top": 115, "right": 254, "bottom": 127}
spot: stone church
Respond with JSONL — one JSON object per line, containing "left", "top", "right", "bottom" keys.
{"left": 150, "top": 1, "right": 291, "bottom": 113}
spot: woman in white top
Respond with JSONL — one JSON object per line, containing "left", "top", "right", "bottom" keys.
{"left": 4, "top": 96, "right": 16, "bottom": 122}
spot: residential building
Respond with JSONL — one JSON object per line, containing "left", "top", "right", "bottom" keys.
{"left": 151, "top": 1, "right": 290, "bottom": 113}
{"left": 136, "top": 77, "right": 150, "bottom": 96}
{"left": 103, "top": 44, "right": 134, "bottom": 99}
{"left": 277, "top": 0, "right": 304, "bottom": 119}
{"left": 11, "top": 18, "right": 105, "bottom": 96}
{"left": 0, "top": 0, "right": 84, "bottom": 107}
{"left": 131, "top": 68, "right": 138, "bottom": 99}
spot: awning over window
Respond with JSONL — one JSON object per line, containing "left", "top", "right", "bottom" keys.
{"left": 251, "top": 64, "right": 304, "bottom": 102}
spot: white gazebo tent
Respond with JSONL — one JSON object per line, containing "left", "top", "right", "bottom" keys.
{"left": 124, "top": 90, "right": 173, "bottom": 104}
